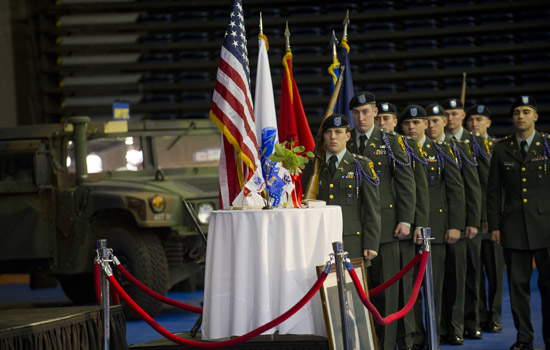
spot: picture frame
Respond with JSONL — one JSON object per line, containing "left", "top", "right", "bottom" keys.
{"left": 316, "top": 257, "right": 378, "bottom": 350}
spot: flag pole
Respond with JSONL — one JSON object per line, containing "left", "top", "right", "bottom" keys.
{"left": 259, "top": 12, "right": 263, "bottom": 36}
{"left": 303, "top": 66, "right": 345, "bottom": 200}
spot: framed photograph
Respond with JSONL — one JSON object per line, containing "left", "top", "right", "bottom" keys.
{"left": 316, "top": 258, "right": 378, "bottom": 350}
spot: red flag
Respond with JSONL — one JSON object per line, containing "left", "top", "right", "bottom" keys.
{"left": 278, "top": 51, "right": 315, "bottom": 153}
{"left": 209, "top": 0, "right": 261, "bottom": 209}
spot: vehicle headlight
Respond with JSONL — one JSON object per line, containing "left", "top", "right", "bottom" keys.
{"left": 150, "top": 195, "right": 165, "bottom": 213}
{"left": 197, "top": 202, "right": 214, "bottom": 224}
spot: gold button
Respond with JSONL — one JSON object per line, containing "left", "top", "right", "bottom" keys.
{"left": 539, "top": 166, "right": 543, "bottom": 170}
{"left": 329, "top": 195, "right": 334, "bottom": 199}
{"left": 522, "top": 167, "right": 526, "bottom": 172}
{"left": 329, "top": 183, "right": 334, "bottom": 188}
{"left": 522, "top": 178, "right": 526, "bottom": 182}
{"left": 506, "top": 167, "right": 510, "bottom": 170}
{"left": 348, "top": 184, "right": 352, "bottom": 188}
{"left": 439, "top": 209, "right": 443, "bottom": 213}
{"left": 389, "top": 204, "right": 393, "bottom": 208}
{"left": 523, "top": 198, "right": 528, "bottom": 203}
{"left": 378, "top": 162, "right": 382, "bottom": 165}
{"left": 523, "top": 188, "right": 527, "bottom": 192}
{"left": 431, "top": 167, "right": 435, "bottom": 170}
{"left": 357, "top": 231, "right": 360, "bottom": 235}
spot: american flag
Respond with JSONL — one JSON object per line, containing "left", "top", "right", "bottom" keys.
{"left": 209, "top": 0, "right": 262, "bottom": 209}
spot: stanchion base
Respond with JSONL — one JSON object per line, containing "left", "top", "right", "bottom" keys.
{"left": 129, "top": 332, "right": 329, "bottom": 349}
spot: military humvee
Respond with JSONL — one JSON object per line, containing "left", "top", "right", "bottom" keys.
{"left": 0, "top": 117, "right": 220, "bottom": 317}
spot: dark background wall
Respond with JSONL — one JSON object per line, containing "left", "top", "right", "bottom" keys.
{"left": 2, "top": 0, "right": 550, "bottom": 135}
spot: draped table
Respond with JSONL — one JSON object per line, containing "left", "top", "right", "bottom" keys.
{"left": 202, "top": 206, "right": 343, "bottom": 340}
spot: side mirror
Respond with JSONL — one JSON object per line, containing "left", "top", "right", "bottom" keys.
{"left": 34, "top": 150, "right": 52, "bottom": 188}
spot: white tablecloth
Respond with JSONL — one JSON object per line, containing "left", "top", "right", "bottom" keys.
{"left": 202, "top": 206, "right": 343, "bottom": 340}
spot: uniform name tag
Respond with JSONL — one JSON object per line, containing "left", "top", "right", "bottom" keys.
{"left": 503, "top": 161, "right": 515, "bottom": 167}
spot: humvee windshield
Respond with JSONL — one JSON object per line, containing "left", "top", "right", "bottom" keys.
{"left": 66, "top": 133, "right": 220, "bottom": 173}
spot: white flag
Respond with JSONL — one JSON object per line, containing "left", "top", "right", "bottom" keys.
{"left": 254, "top": 34, "right": 278, "bottom": 168}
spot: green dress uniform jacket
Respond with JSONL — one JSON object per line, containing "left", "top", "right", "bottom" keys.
{"left": 471, "top": 134, "right": 496, "bottom": 239}
{"left": 302, "top": 150, "right": 381, "bottom": 258}
{"left": 423, "top": 138, "right": 466, "bottom": 240}
{"left": 347, "top": 128, "right": 416, "bottom": 243}
{"left": 405, "top": 136, "right": 430, "bottom": 230}
{"left": 451, "top": 135, "right": 482, "bottom": 230}
{"left": 487, "top": 131, "right": 550, "bottom": 250}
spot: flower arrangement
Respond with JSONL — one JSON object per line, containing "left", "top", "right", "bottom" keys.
{"left": 268, "top": 141, "right": 314, "bottom": 207}
{"left": 268, "top": 141, "right": 314, "bottom": 175}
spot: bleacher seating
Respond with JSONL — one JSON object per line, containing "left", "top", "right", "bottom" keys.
{"left": 29, "top": 0, "right": 550, "bottom": 134}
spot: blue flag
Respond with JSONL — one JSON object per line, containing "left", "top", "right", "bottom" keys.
{"left": 335, "top": 45, "right": 355, "bottom": 128}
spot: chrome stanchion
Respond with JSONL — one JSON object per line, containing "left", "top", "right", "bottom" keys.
{"left": 421, "top": 228, "right": 437, "bottom": 350}
{"left": 97, "top": 239, "right": 111, "bottom": 350}
{"left": 332, "top": 241, "right": 351, "bottom": 350}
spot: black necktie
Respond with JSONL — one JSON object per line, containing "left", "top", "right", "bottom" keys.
{"left": 359, "top": 135, "right": 368, "bottom": 154}
{"left": 520, "top": 140, "right": 527, "bottom": 159}
{"left": 328, "top": 155, "right": 338, "bottom": 177}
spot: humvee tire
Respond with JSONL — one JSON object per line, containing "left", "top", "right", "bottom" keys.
{"left": 105, "top": 227, "right": 168, "bottom": 319}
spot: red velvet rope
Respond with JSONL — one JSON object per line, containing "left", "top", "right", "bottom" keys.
{"left": 348, "top": 250, "right": 429, "bottom": 325}
{"left": 107, "top": 271, "right": 327, "bottom": 349}
{"left": 110, "top": 283, "right": 120, "bottom": 305}
{"left": 95, "top": 262, "right": 120, "bottom": 306}
{"left": 115, "top": 263, "right": 203, "bottom": 314}
{"left": 369, "top": 250, "right": 422, "bottom": 297}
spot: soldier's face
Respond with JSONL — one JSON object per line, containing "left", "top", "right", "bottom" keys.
{"left": 374, "top": 114, "right": 397, "bottom": 131}
{"left": 401, "top": 119, "right": 428, "bottom": 140}
{"left": 513, "top": 107, "right": 538, "bottom": 133}
{"left": 324, "top": 127, "right": 351, "bottom": 154}
{"left": 426, "top": 116, "right": 447, "bottom": 140}
{"left": 466, "top": 115, "right": 491, "bottom": 137}
{"left": 351, "top": 104, "right": 377, "bottom": 133}
{"left": 444, "top": 109, "right": 465, "bottom": 132}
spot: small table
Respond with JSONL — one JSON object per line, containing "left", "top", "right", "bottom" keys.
{"left": 202, "top": 206, "right": 343, "bottom": 340}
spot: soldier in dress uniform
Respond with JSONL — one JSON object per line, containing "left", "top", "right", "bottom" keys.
{"left": 375, "top": 101, "right": 430, "bottom": 350}
{"left": 465, "top": 105, "right": 505, "bottom": 334}
{"left": 347, "top": 92, "right": 416, "bottom": 350}
{"left": 302, "top": 114, "right": 381, "bottom": 260}
{"left": 405, "top": 104, "right": 465, "bottom": 349}
{"left": 487, "top": 96, "right": 550, "bottom": 350}
{"left": 441, "top": 98, "right": 482, "bottom": 345}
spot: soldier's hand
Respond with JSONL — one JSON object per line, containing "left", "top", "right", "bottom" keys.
{"left": 465, "top": 226, "right": 478, "bottom": 239}
{"left": 394, "top": 223, "right": 411, "bottom": 239}
{"left": 445, "top": 228, "right": 460, "bottom": 244}
{"left": 414, "top": 228, "right": 423, "bottom": 244}
{"left": 491, "top": 230, "right": 501, "bottom": 244}
{"left": 481, "top": 221, "right": 489, "bottom": 232}
{"left": 363, "top": 249, "right": 378, "bottom": 260}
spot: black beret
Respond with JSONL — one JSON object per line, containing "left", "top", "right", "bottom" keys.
{"left": 349, "top": 91, "right": 376, "bottom": 109}
{"left": 510, "top": 96, "right": 537, "bottom": 114}
{"left": 399, "top": 105, "right": 427, "bottom": 121}
{"left": 425, "top": 104, "right": 445, "bottom": 117}
{"left": 321, "top": 114, "right": 350, "bottom": 134}
{"left": 441, "top": 98, "right": 464, "bottom": 110}
{"left": 466, "top": 104, "right": 491, "bottom": 119}
{"left": 377, "top": 102, "right": 397, "bottom": 115}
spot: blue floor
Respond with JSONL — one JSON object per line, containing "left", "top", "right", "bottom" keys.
{"left": 0, "top": 271, "right": 544, "bottom": 349}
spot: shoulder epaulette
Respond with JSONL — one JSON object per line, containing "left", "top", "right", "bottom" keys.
{"left": 384, "top": 129, "right": 397, "bottom": 137}
{"left": 497, "top": 134, "right": 513, "bottom": 143}
{"left": 352, "top": 153, "right": 366, "bottom": 161}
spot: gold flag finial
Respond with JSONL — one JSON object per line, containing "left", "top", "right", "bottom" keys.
{"left": 285, "top": 21, "right": 291, "bottom": 52}
{"left": 259, "top": 12, "right": 263, "bottom": 36}
{"left": 342, "top": 9, "right": 350, "bottom": 41}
